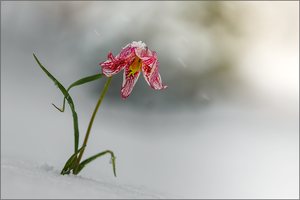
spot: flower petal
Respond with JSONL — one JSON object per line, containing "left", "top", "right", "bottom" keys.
{"left": 135, "top": 48, "right": 157, "bottom": 65}
{"left": 119, "top": 45, "right": 136, "bottom": 60}
{"left": 120, "top": 66, "right": 141, "bottom": 99}
{"left": 100, "top": 46, "right": 136, "bottom": 77}
{"left": 142, "top": 60, "right": 167, "bottom": 90}
{"left": 100, "top": 52, "right": 126, "bottom": 77}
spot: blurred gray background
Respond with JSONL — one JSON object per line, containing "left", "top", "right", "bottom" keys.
{"left": 1, "top": 1, "right": 299, "bottom": 198}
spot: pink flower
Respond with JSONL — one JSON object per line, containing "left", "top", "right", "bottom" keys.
{"left": 100, "top": 41, "right": 167, "bottom": 99}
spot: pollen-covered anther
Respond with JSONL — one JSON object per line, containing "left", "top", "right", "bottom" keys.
{"left": 128, "top": 57, "right": 142, "bottom": 77}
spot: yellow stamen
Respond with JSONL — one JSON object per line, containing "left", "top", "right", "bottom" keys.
{"left": 128, "top": 57, "right": 142, "bottom": 77}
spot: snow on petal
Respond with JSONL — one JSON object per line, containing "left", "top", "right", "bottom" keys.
{"left": 130, "top": 41, "right": 147, "bottom": 49}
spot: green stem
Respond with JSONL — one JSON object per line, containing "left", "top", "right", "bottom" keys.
{"left": 74, "top": 77, "right": 112, "bottom": 173}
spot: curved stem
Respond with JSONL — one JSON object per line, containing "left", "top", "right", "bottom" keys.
{"left": 74, "top": 77, "right": 112, "bottom": 173}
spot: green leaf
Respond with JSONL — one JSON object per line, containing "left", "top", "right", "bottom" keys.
{"left": 60, "top": 145, "right": 86, "bottom": 175}
{"left": 76, "top": 150, "right": 117, "bottom": 177}
{"left": 52, "top": 74, "right": 102, "bottom": 112}
{"left": 68, "top": 74, "right": 102, "bottom": 91}
{"left": 33, "top": 53, "right": 79, "bottom": 153}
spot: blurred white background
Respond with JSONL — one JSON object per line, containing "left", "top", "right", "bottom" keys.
{"left": 1, "top": 1, "right": 299, "bottom": 198}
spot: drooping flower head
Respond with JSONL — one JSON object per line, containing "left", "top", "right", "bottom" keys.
{"left": 100, "top": 41, "right": 167, "bottom": 99}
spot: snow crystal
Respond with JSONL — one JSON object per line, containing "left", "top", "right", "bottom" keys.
{"left": 129, "top": 41, "right": 147, "bottom": 49}
{"left": 177, "top": 57, "right": 187, "bottom": 68}
{"left": 94, "top": 29, "right": 101, "bottom": 37}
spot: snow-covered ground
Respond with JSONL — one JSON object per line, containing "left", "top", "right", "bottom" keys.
{"left": 2, "top": 158, "right": 164, "bottom": 199}
{"left": 2, "top": 101, "right": 298, "bottom": 198}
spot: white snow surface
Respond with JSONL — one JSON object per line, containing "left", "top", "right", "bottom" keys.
{"left": 1, "top": 102, "right": 298, "bottom": 199}
{"left": 1, "top": 158, "right": 165, "bottom": 199}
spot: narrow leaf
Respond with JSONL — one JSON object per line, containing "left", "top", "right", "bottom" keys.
{"left": 68, "top": 74, "right": 102, "bottom": 91}
{"left": 61, "top": 145, "right": 86, "bottom": 175}
{"left": 52, "top": 74, "right": 102, "bottom": 112}
{"left": 77, "top": 150, "right": 117, "bottom": 177}
{"left": 33, "top": 53, "right": 79, "bottom": 153}
{"left": 52, "top": 102, "right": 65, "bottom": 112}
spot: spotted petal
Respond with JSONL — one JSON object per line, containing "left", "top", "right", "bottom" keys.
{"left": 100, "top": 52, "right": 126, "bottom": 77}
{"left": 142, "top": 59, "right": 167, "bottom": 90}
{"left": 121, "top": 66, "right": 141, "bottom": 99}
{"left": 135, "top": 48, "right": 157, "bottom": 65}
{"left": 100, "top": 46, "right": 136, "bottom": 77}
